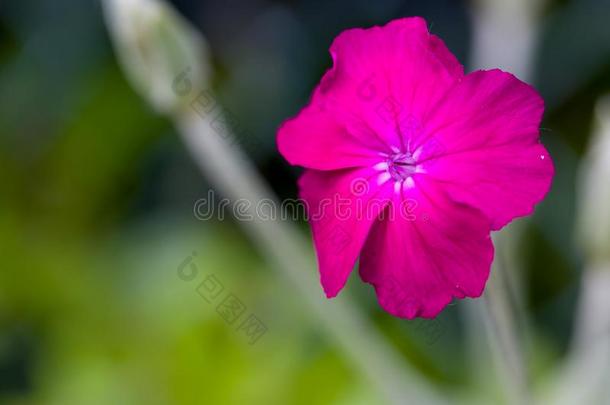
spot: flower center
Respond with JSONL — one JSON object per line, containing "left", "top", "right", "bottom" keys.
{"left": 388, "top": 152, "right": 416, "bottom": 181}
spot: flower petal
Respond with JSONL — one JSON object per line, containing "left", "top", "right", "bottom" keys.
{"left": 299, "top": 168, "right": 392, "bottom": 297}
{"left": 277, "top": 17, "right": 465, "bottom": 171}
{"left": 419, "top": 69, "right": 553, "bottom": 229}
{"left": 427, "top": 143, "right": 553, "bottom": 230}
{"left": 277, "top": 102, "right": 380, "bottom": 170}
{"left": 315, "top": 17, "right": 464, "bottom": 151}
{"left": 359, "top": 179, "right": 494, "bottom": 319}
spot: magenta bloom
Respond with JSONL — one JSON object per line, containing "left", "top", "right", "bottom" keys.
{"left": 277, "top": 17, "right": 554, "bottom": 318}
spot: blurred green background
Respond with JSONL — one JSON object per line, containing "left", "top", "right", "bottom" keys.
{"left": 1, "top": 0, "right": 609, "bottom": 404}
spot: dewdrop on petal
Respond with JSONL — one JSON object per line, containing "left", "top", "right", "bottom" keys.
{"left": 102, "top": 0, "right": 210, "bottom": 113}
{"left": 577, "top": 95, "right": 610, "bottom": 264}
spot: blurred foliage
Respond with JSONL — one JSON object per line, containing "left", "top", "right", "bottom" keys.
{"left": 1, "top": 0, "right": 609, "bottom": 404}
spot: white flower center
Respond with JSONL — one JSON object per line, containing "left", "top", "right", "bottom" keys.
{"left": 374, "top": 147, "right": 424, "bottom": 193}
{"left": 388, "top": 152, "right": 416, "bottom": 181}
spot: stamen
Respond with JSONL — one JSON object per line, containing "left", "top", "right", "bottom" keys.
{"left": 387, "top": 152, "right": 416, "bottom": 182}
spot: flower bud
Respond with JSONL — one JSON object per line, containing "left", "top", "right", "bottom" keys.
{"left": 102, "top": 0, "right": 210, "bottom": 113}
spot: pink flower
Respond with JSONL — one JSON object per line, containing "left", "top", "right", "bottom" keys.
{"left": 277, "top": 17, "right": 554, "bottom": 318}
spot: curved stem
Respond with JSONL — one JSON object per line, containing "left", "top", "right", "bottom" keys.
{"left": 483, "top": 251, "right": 530, "bottom": 405}
{"left": 176, "top": 109, "right": 449, "bottom": 405}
